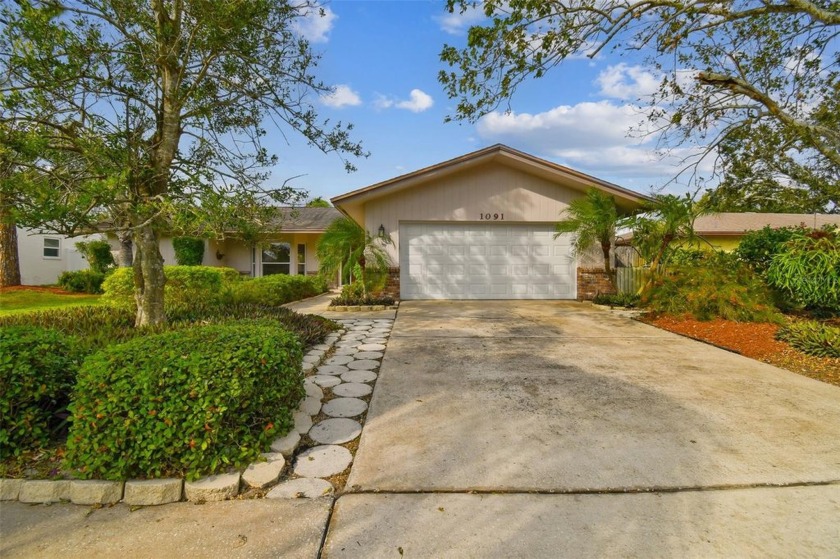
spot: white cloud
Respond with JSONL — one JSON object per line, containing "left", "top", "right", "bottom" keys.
{"left": 293, "top": 6, "right": 337, "bottom": 44}
{"left": 475, "top": 101, "right": 714, "bottom": 181}
{"left": 375, "top": 89, "right": 434, "bottom": 113}
{"left": 596, "top": 64, "right": 661, "bottom": 100}
{"left": 396, "top": 89, "right": 434, "bottom": 112}
{"left": 321, "top": 84, "right": 362, "bottom": 108}
{"left": 436, "top": 5, "right": 486, "bottom": 35}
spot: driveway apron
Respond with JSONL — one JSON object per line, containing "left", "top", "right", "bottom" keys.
{"left": 324, "top": 301, "right": 840, "bottom": 557}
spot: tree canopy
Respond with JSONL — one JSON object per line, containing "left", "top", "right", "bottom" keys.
{"left": 1, "top": 0, "right": 365, "bottom": 324}
{"left": 439, "top": 0, "right": 839, "bottom": 202}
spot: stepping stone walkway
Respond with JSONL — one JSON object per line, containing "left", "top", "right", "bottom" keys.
{"left": 268, "top": 317, "right": 393, "bottom": 500}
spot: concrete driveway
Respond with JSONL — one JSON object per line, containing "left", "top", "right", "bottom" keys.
{"left": 325, "top": 301, "right": 840, "bottom": 557}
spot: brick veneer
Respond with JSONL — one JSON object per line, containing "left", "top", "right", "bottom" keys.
{"left": 576, "top": 267, "right": 616, "bottom": 301}
{"left": 379, "top": 267, "right": 400, "bottom": 300}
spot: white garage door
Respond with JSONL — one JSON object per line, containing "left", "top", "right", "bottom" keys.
{"left": 400, "top": 223, "right": 576, "bottom": 300}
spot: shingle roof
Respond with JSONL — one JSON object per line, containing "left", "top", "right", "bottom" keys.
{"left": 272, "top": 207, "right": 342, "bottom": 232}
{"left": 694, "top": 212, "right": 840, "bottom": 235}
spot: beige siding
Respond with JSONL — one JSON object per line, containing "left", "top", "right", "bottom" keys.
{"left": 363, "top": 163, "right": 584, "bottom": 262}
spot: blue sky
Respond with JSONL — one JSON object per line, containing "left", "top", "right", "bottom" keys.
{"left": 268, "top": 1, "right": 704, "bottom": 202}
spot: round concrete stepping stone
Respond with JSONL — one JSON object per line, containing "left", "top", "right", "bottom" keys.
{"left": 242, "top": 457, "right": 285, "bottom": 489}
{"left": 309, "top": 418, "right": 362, "bottom": 445}
{"left": 348, "top": 326, "right": 371, "bottom": 331}
{"left": 312, "top": 344, "right": 331, "bottom": 351}
{"left": 316, "top": 365, "right": 350, "bottom": 376}
{"left": 293, "top": 411, "right": 312, "bottom": 434}
{"left": 354, "top": 351, "right": 383, "bottom": 360}
{"left": 266, "top": 478, "right": 334, "bottom": 499}
{"left": 333, "top": 347, "right": 359, "bottom": 356}
{"left": 335, "top": 341, "right": 361, "bottom": 348}
{"left": 341, "top": 334, "right": 367, "bottom": 341}
{"left": 293, "top": 445, "right": 353, "bottom": 477}
{"left": 325, "top": 355, "right": 354, "bottom": 366}
{"left": 347, "top": 359, "right": 379, "bottom": 371}
{"left": 364, "top": 338, "right": 388, "bottom": 344}
{"left": 303, "top": 353, "right": 322, "bottom": 364}
{"left": 322, "top": 397, "right": 368, "bottom": 418}
{"left": 311, "top": 374, "right": 342, "bottom": 388}
{"left": 305, "top": 383, "right": 324, "bottom": 399}
{"left": 298, "top": 396, "right": 322, "bottom": 416}
{"left": 357, "top": 343, "right": 386, "bottom": 352}
{"left": 354, "top": 320, "right": 375, "bottom": 325}
{"left": 270, "top": 431, "right": 301, "bottom": 456}
{"left": 332, "top": 383, "right": 373, "bottom": 398}
{"left": 368, "top": 328, "right": 391, "bottom": 335}
{"left": 341, "top": 370, "right": 377, "bottom": 383}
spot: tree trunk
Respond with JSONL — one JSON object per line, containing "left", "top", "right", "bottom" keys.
{"left": 0, "top": 208, "right": 22, "bottom": 287}
{"left": 601, "top": 241, "right": 616, "bottom": 290}
{"left": 117, "top": 230, "right": 134, "bottom": 266}
{"left": 133, "top": 223, "right": 166, "bottom": 326}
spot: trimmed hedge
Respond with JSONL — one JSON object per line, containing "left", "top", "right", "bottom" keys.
{"left": 0, "top": 326, "right": 83, "bottom": 458}
{"left": 766, "top": 229, "right": 840, "bottom": 313}
{"left": 172, "top": 237, "right": 205, "bottom": 266}
{"left": 225, "top": 274, "right": 328, "bottom": 307}
{"left": 58, "top": 270, "right": 106, "bottom": 294}
{"left": 329, "top": 281, "right": 394, "bottom": 306}
{"left": 102, "top": 265, "right": 241, "bottom": 310}
{"left": 65, "top": 323, "right": 305, "bottom": 480}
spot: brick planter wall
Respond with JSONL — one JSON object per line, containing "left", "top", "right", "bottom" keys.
{"left": 576, "top": 267, "right": 616, "bottom": 300}
{"left": 379, "top": 267, "right": 400, "bottom": 300}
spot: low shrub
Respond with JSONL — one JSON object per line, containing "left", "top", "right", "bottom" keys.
{"left": 57, "top": 270, "right": 106, "bottom": 294}
{"left": 172, "top": 237, "right": 205, "bottom": 266}
{"left": 776, "top": 321, "right": 840, "bottom": 358}
{"left": 168, "top": 303, "right": 338, "bottom": 347}
{"left": 329, "top": 281, "right": 395, "bottom": 306}
{"left": 0, "top": 301, "right": 336, "bottom": 353}
{"left": 75, "top": 240, "right": 115, "bottom": 274}
{"left": 65, "top": 323, "right": 305, "bottom": 480}
{"left": 102, "top": 265, "right": 240, "bottom": 310}
{"left": 766, "top": 228, "right": 840, "bottom": 314}
{"left": 0, "top": 326, "right": 83, "bottom": 458}
{"left": 642, "top": 251, "right": 781, "bottom": 322}
{"left": 225, "top": 274, "right": 329, "bottom": 307}
{"left": 592, "top": 292, "right": 640, "bottom": 308}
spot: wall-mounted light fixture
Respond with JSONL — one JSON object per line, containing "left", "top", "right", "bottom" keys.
{"left": 215, "top": 250, "right": 225, "bottom": 260}
{"left": 378, "top": 224, "right": 386, "bottom": 239}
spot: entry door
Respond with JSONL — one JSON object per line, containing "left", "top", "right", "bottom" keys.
{"left": 400, "top": 223, "right": 576, "bottom": 300}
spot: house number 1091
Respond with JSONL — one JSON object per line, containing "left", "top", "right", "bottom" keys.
{"left": 480, "top": 213, "right": 504, "bottom": 220}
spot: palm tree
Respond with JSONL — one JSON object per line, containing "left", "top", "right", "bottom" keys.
{"left": 316, "top": 217, "right": 392, "bottom": 296}
{"left": 555, "top": 188, "right": 625, "bottom": 287}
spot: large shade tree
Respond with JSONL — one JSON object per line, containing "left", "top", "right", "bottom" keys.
{"left": 1, "top": 0, "right": 364, "bottom": 325}
{"left": 439, "top": 1, "right": 839, "bottom": 200}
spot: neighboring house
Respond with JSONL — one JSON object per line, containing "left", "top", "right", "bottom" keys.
{"left": 148, "top": 206, "right": 342, "bottom": 277}
{"left": 331, "top": 144, "right": 648, "bottom": 300}
{"left": 15, "top": 227, "right": 100, "bottom": 285}
{"left": 694, "top": 212, "right": 840, "bottom": 251}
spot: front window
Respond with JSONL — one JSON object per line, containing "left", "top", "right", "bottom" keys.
{"left": 297, "top": 243, "right": 306, "bottom": 275}
{"left": 262, "top": 242, "right": 291, "bottom": 275}
{"left": 43, "top": 238, "right": 60, "bottom": 258}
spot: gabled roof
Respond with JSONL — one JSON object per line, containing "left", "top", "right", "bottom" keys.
{"left": 331, "top": 144, "right": 651, "bottom": 213}
{"left": 273, "top": 207, "right": 341, "bottom": 232}
{"left": 694, "top": 212, "right": 840, "bottom": 236}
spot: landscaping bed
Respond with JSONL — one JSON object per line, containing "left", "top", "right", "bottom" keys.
{"left": 640, "top": 314, "right": 840, "bottom": 387}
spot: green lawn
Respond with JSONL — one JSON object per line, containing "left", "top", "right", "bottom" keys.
{"left": 0, "top": 290, "right": 102, "bottom": 316}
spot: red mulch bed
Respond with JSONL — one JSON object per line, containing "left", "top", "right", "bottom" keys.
{"left": 0, "top": 285, "right": 85, "bottom": 296}
{"left": 640, "top": 314, "right": 840, "bottom": 388}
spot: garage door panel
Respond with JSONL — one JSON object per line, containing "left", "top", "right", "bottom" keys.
{"left": 400, "top": 223, "right": 576, "bottom": 300}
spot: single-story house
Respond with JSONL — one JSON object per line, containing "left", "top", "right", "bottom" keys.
{"left": 126, "top": 206, "right": 342, "bottom": 277}
{"left": 13, "top": 227, "right": 100, "bottom": 285}
{"left": 332, "top": 144, "right": 648, "bottom": 300}
{"left": 693, "top": 212, "right": 840, "bottom": 251}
